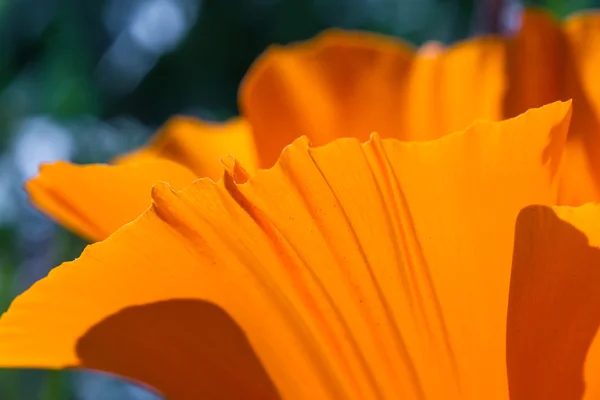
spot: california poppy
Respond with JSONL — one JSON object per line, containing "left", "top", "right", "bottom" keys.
{"left": 25, "top": 9, "right": 600, "bottom": 245}
{"left": 3, "top": 102, "right": 600, "bottom": 399}
{"left": 6, "top": 7, "right": 600, "bottom": 400}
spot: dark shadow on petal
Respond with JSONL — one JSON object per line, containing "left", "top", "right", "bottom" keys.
{"left": 540, "top": 104, "right": 571, "bottom": 181}
{"left": 76, "top": 299, "right": 281, "bottom": 400}
{"left": 507, "top": 205, "right": 600, "bottom": 400}
{"left": 504, "top": 14, "right": 600, "bottom": 202}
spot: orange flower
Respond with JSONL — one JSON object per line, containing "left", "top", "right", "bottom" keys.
{"left": 3, "top": 102, "right": 600, "bottom": 399}
{"left": 26, "top": 9, "right": 600, "bottom": 244}
{"left": 7, "top": 10, "right": 600, "bottom": 398}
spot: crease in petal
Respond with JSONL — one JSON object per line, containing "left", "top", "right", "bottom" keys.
{"left": 115, "top": 116, "right": 259, "bottom": 181}
{"left": 25, "top": 160, "right": 197, "bottom": 241}
{"left": 0, "top": 102, "right": 572, "bottom": 399}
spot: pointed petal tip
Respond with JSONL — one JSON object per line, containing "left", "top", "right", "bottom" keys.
{"left": 531, "top": 99, "right": 573, "bottom": 115}
{"left": 291, "top": 135, "right": 311, "bottom": 147}
{"left": 220, "top": 154, "right": 251, "bottom": 184}
{"left": 527, "top": 101, "right": 574, "bottom": 133}
{"left": 491, "top": 100, "right": 572, "bottom": 129}
{"left": 219, "top": 154, "right": 236, "bottom": 171}
{"left": 364, "top": 133, "right": 384, "bottom": 149}
{"left": 369, "top": 132, "right": 381, "bottom": 141}
{"left": 150, "top": 181, "right": 179, "bottom": 205}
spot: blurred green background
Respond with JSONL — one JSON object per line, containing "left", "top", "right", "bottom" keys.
{"left": 0, "top": 0, "right": 597, "bottom": 398}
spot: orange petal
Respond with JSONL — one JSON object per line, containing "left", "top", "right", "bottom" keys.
{"left": 241, "top": 30, "right": 505, "bottom": 168}
{"left": 26, "top": 160, "right": 197, "bottom": 241}
{"left": 504, "top": 9, "right": 567, "bottom": 118}
{"left": 115, "top": 117, "right": 259, "bottom": 181}
{"left": 560, "top": 12, "right": 600, "bottom": 204}
{"left": 506, "top": 203, "right": 600, "bottom": 400}
{"left": 405, "top": 37, "right": 506, "bottom": 140}
{"left": 240, "top": 30, "right": 415, "bottom": 168}
{"left": 563, "top": 12, "right": 600, "bottom": 117}
{"left": 506, "top": 9, "right": 600, "bottom": 204}
{"left": 0, "top": 102, "right": 571, "bottom": 399}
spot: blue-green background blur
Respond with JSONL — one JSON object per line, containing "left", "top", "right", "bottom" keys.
{"left": 0, "top": 0, "right": 597, "bottom": 398}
